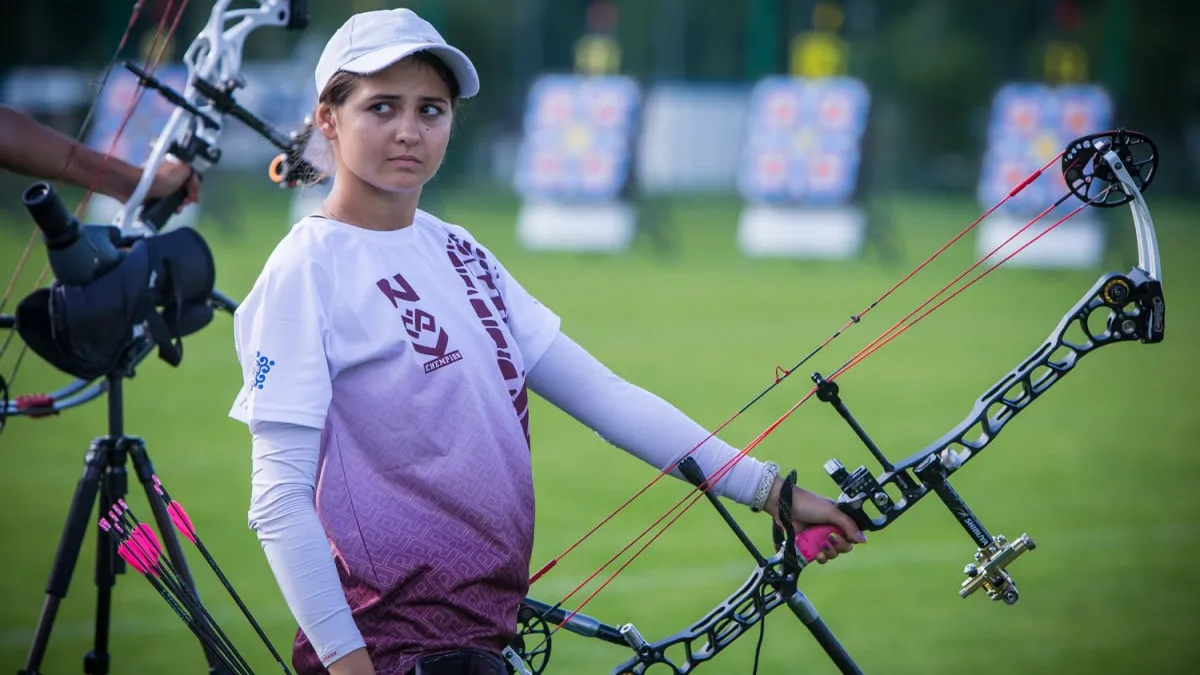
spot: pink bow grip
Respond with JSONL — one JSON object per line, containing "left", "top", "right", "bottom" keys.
{"left": 795, "top": 525, "right": 846, "bottom": 562}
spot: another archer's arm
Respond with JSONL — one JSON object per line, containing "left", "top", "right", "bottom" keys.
{"left": 0, "top": 105, "right": 200, "bottom": 205}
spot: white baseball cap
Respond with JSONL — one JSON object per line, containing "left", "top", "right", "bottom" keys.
{"left": 314, "top": 8, "right": 480, "bottom": 99}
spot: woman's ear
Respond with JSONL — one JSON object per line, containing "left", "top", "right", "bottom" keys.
{"left": 315, "top": 103, "right": 338, "bottom": 141}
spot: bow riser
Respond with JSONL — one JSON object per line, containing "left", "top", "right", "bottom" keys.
{"left": 818, "top": 131, "right": 1165, "bottom": 552}
{"left": 116, "top": 0, "right": 308, "bottom": 235}
{"left": 825, "top": 264, "right": 1166, "bottom": 537}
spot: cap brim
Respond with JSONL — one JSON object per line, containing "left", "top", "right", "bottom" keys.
{"left": 341, "top": 43, "right": 480, "bottom": 99}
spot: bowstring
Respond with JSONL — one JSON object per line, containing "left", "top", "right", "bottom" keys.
{"left": 527, "top": 151, "right": 1069, "bottom": 589}
{"left": 822, "top": 151, "right": 1091, "bottom": 384}
{"left": 830, "top": 191, "right": 1107, "bottom": 379}
{"left": 0, "top": 0, "right": 190, "bottom": 395}
{"left": 692, "top": 191, "right": 1095, "bottom": 501}
{"left": 671, "top": 158, "right": 1096, "bottom": 531}
{"left": 73, "top": 0, "right": 193, "bottom": 222}
{"left": 525, "top": 151, "right": 1080, "bottom": 646}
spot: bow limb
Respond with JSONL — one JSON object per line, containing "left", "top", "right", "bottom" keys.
{"left": 517, "top": 466, "right": 861, "bottom": 675}
{"left": 518, "top": 557, "right": 823, "bottom": 675}
{"left": 1120, "top": 142, "right": 1162, "bottom": 283}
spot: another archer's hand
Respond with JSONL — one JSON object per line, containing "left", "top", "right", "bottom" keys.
{"left": 763, "top": 480, "right": 867, "bottom": 564}
{"left": 147, "top": 159, "right": 201, "bottom": 212}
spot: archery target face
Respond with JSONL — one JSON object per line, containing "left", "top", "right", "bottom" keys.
{"left": 738, "top": 76, "right": 869, "bottom": 205}
{"left": 980, "top": 83, "right": 1112, "bottom": 218}
{"left": 816, "top": 88, "right": 857, "bottom": 134}
{"left": 1001, "top": 96, "right": 1043, "bottom": 141}
{"left": 764, "top": 89, "right": 802, "bottom": 129}
{"left": 88, "top": 65, "right": 189, "bottom": 164}
{"left": 534, "top": 87, "right": 574, "bottom": 127}
{"left": 807, "top": 151, "right": 849, "bottom": 196}
{"left": 581, "top": 152, "right": 618, "bottom": 191}
{"left": 750, "top": 150, "right": 788, "bottom": 192}
{"left": 514, "top": 74, "right": 641, "bottom": 201}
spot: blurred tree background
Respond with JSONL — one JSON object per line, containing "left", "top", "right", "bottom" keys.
{"left": 1, "top": 0, "right": 1197, "bottom": 194}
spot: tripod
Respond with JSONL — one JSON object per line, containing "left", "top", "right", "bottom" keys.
{"left": 18, "top": 361, "right": 232, "bottom": 675}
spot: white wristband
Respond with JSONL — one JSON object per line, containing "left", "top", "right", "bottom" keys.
{"left": 749, "top": 461, "right": 779, "bottom": 512}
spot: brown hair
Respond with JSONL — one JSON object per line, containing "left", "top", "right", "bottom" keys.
{"left": 319, "top": 50, "right": 462, "bottom": 107}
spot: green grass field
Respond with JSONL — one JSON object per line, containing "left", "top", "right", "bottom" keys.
{"left": 0, "top": 180, "right": 1196, "bottom": 674}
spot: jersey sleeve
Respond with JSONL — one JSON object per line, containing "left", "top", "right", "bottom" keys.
{"left": 487, "top": 251, "right": 561, "bottom": 371}
{"left": 229, "top": 250, "right": 333, "bottom": 430}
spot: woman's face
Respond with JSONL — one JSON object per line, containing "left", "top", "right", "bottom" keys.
{"left": 319, "top": 57, "right": 453, "bottom": 195}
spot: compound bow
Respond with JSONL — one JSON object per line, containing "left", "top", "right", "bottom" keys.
{"left": 502, "top": 130, "right": 1164, "bottom": 675}
{"left": 0, "top": 0, "right": 320, "bottom": 429}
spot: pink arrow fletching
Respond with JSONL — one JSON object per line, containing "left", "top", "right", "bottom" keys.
{"left": 132, "top": 523, "right": 164, "bottom": 560}
{"left": 168, "top": 502, "right": 197, "bottom": 544}
{"left": 118, "top": 540, "right": 156, "bottom": 576}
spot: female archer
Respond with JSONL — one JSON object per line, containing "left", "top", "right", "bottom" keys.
{"left": 228, "top": 9, "right": 865, "bottom": 675}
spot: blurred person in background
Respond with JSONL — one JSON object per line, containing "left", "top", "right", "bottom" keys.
{"left": 0, "top": 104, "right": 200, "bottom": 207}
{"left": 228, "top": 9, "right": 867, "bottom": 675}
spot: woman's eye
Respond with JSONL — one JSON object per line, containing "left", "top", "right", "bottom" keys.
{"left": 369, "top": 102, "right": 393, "bottom": 114}
{"left": 421, "top": 104, "right": 444, "bottom": 117}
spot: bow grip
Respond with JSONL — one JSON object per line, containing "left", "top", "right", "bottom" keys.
{"left": 140, "top": 173, "right": 198, "bottom": 232}
{"left": 795, "top": 525, "right": 847, "bottom": 562}
{"left": 140, "top": 187, "right": 186, "bottom": 231}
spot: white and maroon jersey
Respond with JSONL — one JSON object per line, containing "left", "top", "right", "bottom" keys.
{"left": 229, "top": 210, "right": 560, "bottom": 672}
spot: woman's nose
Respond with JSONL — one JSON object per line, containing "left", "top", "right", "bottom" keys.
{"left": 394, "top": 112, "right": 421, "bottom": 144}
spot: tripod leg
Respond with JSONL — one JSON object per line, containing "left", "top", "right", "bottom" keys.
{"left": 83, "top": 436, "right": 134, "bottom": 675}
{"left": 19, "top": 438, "right": 112, "bottom": 675}
{"left": 125, "top": 437, "right": 236, "bottom": 675}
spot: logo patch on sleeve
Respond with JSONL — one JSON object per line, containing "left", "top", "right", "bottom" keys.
{"left": 252, "top": 351, "right": 275, "bottom": 390}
